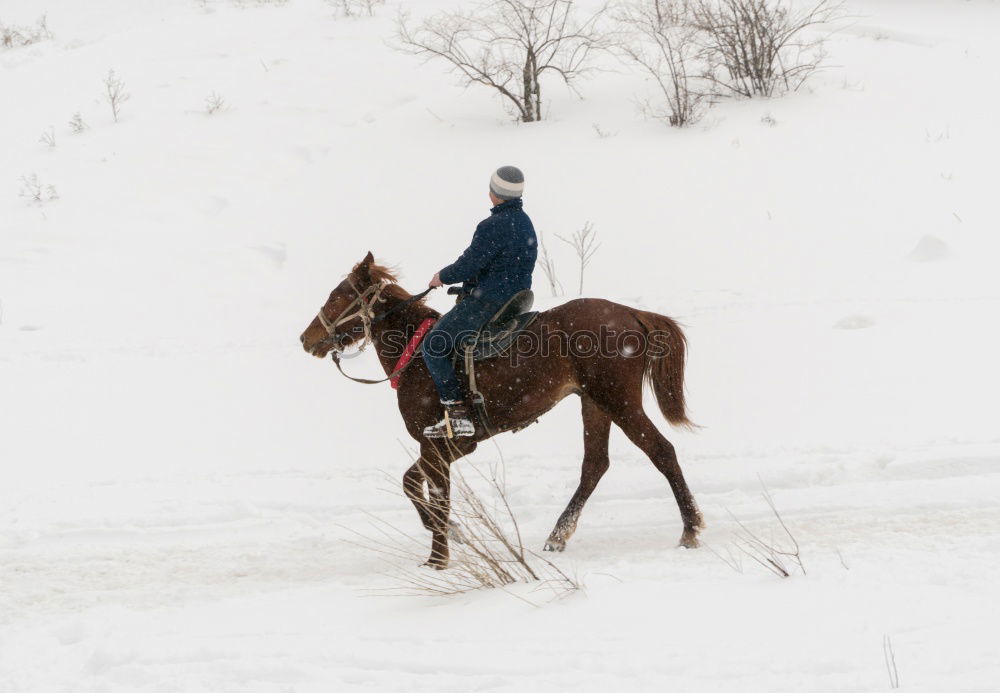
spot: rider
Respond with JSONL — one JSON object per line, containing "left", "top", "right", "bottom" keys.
{"left": 422, "top": 166, "right": 538, "bottom": 439}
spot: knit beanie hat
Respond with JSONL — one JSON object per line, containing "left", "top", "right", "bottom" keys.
{"left": 489, "top": 166, "right": 525, "bottom": 200}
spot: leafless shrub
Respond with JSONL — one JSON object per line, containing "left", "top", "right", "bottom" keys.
{"left": 615, "top": 0, "right": 706, "bottom": 126}
{"left": 69, "top": 112, "right": 88, "bottom": 134}
{"left": 537, "top": 231, "right": 563, "bottom": 297}
{"left": 39, "top": 126, "right": 55, "bottom": 148}
{"left": 1, "top": 14, "right": 51, "bottom": 49}
{"left": 557, "top": 221, "right": 599, "bottom": 295}
{"left": 397, "top": 0, "right": 609, "bottom": 123}
{"left": 692, "top": 0, "right": 839, "bottom": 98}
{"left": 103, "top": 69, "right": 130, "bottom": 123}
{"left": 883, "top": 634, "right": 900, "bottom": 689}
{"left": 592, "top": 122, "right": 617, "bottom": 138}
{"left": 19, "top": 174, "right": 58, "bottom": 204}
{"left": 205, "top": 91, "right": 226, "bottom": 115}
{"left": 355, "top": 455, "right": 580, "bottom": 600}
{"left": 727, "top": 483, "right": 805, "bottom": 577}
{"left": 327, "top": 0, "right": 385, "bottom": 17}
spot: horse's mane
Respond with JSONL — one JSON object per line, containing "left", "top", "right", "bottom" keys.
{"left": 352, "top": 261, "right": 429, "bottom": 306}
{"left": 368, "top": 263, "right": 399, "bottom": 284}
{"left": 350, "top": 260, "right": 398, "bottom": 284}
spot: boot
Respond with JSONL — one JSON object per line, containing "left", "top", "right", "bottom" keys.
{"left": 423, "top": 400, "right": 476, "bottom": 439}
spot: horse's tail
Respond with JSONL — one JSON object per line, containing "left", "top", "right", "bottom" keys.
{"left": 632, "top": 310, "right": 695, "bottom": 430}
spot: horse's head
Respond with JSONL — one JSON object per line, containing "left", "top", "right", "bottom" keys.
{"left": 300, "top": 251, "right": 386, "bottom": 358}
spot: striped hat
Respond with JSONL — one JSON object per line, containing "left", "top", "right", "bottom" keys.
{"left": 489, "top": 166, "right": 525, "bottom": 200}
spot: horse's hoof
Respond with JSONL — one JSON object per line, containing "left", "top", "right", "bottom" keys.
{"left": 421, "top": 559, "right": 449, "bottom": 570}
{"left": 543, "top": 539, "right": 565, "bottom": 552}
{"left": 678, "top": 531, "right": 700, "bottom": 549}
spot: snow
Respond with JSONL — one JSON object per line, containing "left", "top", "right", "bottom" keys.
{"left": 2, "top": 0, "right": 999, "bottom": 691}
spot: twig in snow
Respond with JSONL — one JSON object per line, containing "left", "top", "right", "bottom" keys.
{"left": 69, "top": 112, "right": 88, "bottom": 134}
{"left": 19, "top": 174, "right": 58, "bottom": 204}
{"left": 537, "top": 231, "right": 563, "bottom": 297}
{"left": 836, "top": 548, "right": 849, "bottom": 570}
{"left": 726, "top": 480, "right": 805, "bottom": 578}
{"left": 883, "top": 634, "right": 900, "bottom": 689}
{"left": 592, "top": 122, "right": 617, "bottom": 138}
{"left": 39, "top": 126, "right": 55, "bottom": 148}
{"left": 205, "top": 91, "right": 227, "bottom": 115}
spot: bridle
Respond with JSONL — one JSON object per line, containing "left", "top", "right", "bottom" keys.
{"left": 315, "top": 276, "right": 387, "bottom": 351}
{"left": 314, "top": 278, "right": 436, "bottom": 384}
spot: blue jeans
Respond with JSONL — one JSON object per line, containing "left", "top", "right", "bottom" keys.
{"left": 422, "top": 296, "right": 501, "bottom": 402}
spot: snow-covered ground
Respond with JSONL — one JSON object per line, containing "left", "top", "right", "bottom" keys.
{"left": 2, "top": 0, "right": 999, "bottom": 690}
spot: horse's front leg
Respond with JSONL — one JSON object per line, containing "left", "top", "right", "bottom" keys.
{"left": 417, "top": 450, "right": 452, "bottom": 569}
{"left": 402, "top": 461, "right": 434, "bottom": 532}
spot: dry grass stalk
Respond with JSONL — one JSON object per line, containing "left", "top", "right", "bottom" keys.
{"left": 351, "top": 452, "right": 580, "bottom": 602}
{"left": 713, "top": 481, "right": 805, "bottom": 578}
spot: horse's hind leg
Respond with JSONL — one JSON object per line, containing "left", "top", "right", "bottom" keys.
{"left": 544, "top": 396, "right": 612, "bottom": 552}
{"left": 610, "top": 407, "right": 703, "bottom": 548}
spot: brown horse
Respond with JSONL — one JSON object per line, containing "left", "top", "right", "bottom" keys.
{"left": 299, "top": 252, "right": 703, "bottom": 569}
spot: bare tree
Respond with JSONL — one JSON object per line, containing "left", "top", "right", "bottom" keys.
{"left": 615, "top": 0, "right": 705, "bottom": 126}
{"left": 693, "top": 0, "right": 839, "bottom": 97}
{"left": 537, "top": 231, "right": 563, "bottom": 297}
{"left": 557, "top": 221, "right": 599, "bottom": 295}
{"left": 103, "top": 69, "right": 130, "bottom": 123}
{"left": 397, "top": 0, "right": 609, "bottom": 123}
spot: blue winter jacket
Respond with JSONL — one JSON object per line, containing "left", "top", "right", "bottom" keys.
{"left": 438, "top": 198, "right": 538, "bottom": 305}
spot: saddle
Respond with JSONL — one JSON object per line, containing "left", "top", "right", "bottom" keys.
{"left": 455, "top": 289, "right": 539, "bottom": 362}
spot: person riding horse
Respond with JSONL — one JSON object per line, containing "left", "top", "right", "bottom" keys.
{"left": 422, "top": 166, "right": 537, "bottom": 439}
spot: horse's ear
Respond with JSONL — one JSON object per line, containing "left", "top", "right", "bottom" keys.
{"left": 354, "top": 251, "right": 375, "bottom": 280}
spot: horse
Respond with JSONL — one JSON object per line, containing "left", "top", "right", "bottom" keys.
{"left": 299, "top": 252, "right": 703, "bottom": 569}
